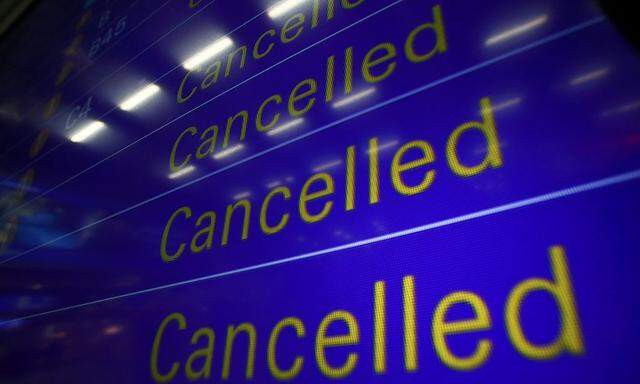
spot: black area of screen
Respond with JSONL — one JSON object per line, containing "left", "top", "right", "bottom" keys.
{"left": 599, "top": 0, "right": 640, "bottom": 50}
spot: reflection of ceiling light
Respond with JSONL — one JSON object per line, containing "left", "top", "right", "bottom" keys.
{"left": 266, "top": 177, "right": 293, "bottom": 189}
{"left": 601, "top": 100, "right": 640, "bottom": 117}
{"left": 119, "top": 84, "right": 161, "bottom": 111}
{"left": 367, "top": 140, "right": 399, "bottom": 154}
{"left": 482, "top": 97, "right": 522, "bottom": 114}
{"left": 615, "top": 100, "right": 640, "bottom": 113}
{"left": 69, "top": 121, "right": 105, "bottom": 143}
{"left": 182, "top": 37, "right": 233, "bottom": 70}
{"left": 168, "top": 165, "right": 195, "bottom": 179}
{"left": 570, "top": 68, "right": 610, "bottom": 86}
{"left": 213, "top": 143, "right": 244, "bottom": 159}
{"left": 268, "top": 0, "right": 306, "bottom": 18}
{"left": 485, "top": 15, "right": 548, "bottom": 46}
{"left": 333, "top": 88, "right": 376, "bottom": 108}
{"left": 266, "top": 118, "right": 304, "bottom": 136}
{"left": 233, "top": 191, "right": 251, "bottom": 200}
{"left": 103, "top": 325, "right": 123, "bottom": 336}
{"left": 312, "top": 159, "right": 342, "bottom": 172}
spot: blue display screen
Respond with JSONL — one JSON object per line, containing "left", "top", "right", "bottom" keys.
{"left": 1, "top": 0, "right": 639, "bottom": 382}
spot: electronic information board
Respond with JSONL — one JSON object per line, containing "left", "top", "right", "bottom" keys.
{"left": 0, "top": 0, "right": 639, "bottom": 382}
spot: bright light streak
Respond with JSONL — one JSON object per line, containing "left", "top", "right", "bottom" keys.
{"left": 570, "top": 68, "right": 610, "bottom": 86}
{"left": 213, "top": 143, "right": 244, "bottom": 159}
{"left": 368, "top": 140, "right": 399, "bottom": 154}
{"left": 268, "top": 0, "right": 306, "bottom": 18}
{"left": 485, "top": 15, "right": 548, "bottom": 46}
{"left": 333, "top": 88, "right": 376, "bottom": 108}
{"left": 182, "top": 36, "right": 234, "bottom": 70}
{"left": 69, "top": 121, "right": 105, "bottom": 143}
{"left": 616, "top": 100, "right": 640, "bottom": 113}
{"left": 266, "top": 181, "right": 282, "bottom": 188}
{"left": 119, "top": 84, "right": 161, "bottom": 111}
{"left": 266, "top": 118, "right": 304, "bottom": 136}
{"left": 168, "top": 165, "right": 195, "bottom": 179}
{"left": 313, "top": 159, "right": 342, "bottom": 172}
{"left": 601, "top": 100, "right": 640, "bottom": 117}
{"left": 233, "top": 191, "right": 251, "bottom": 200}
{"left": 482, "top": 97, "right": 522, "bottom": 114}
{"left": 103, "top": 325, "right": 123, "bottom": 336}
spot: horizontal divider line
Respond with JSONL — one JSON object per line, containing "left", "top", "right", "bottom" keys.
{"left": 0, "top": 15, "right": 605, "bottom": 265}
{"left": 2, "top": 167, "right": 638, "bottom": 327}
{"left": 0, "top": 0, "right": 407, "bottom": 219}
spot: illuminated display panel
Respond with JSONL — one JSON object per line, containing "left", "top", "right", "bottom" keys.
{"left": 0, "top": 0, "right": 639, "bottom": 382}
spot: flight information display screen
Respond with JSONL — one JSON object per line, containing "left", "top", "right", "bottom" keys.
{"left": 0, "top": 0, "right": 639, "bottom": 382}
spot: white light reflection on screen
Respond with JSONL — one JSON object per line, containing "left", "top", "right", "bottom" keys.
{"left": 367, "top": 139, "right": 399, "bottom": 154}
{"left": 213, "top": 143, "right": 245, "bottom": 159}
{"left": 601, "top": 100, "right": 640, "bottom": 117}
{"left": 233, "top": 191, "right": 251, "bottom": 200}
{"left": 266, "top": 175, "right": 294, "bottom": 189}
{"left": 168, "top": 165, "right": 195, "bottom": 179}
{"left": 102, "top": 325, "right": 123, "bottom": 336}
{"left": 268, "top": 0, "right": 307, "bottom": 18}
{"left": 69, "top": 121, "right": 106, "bottom": 143}
{"left": 485, "top": 15, "right": 548, "bottom": 46}
{"left": 266, "top": 118, "right": 304, "bottom": 136}
{"left": 481, "top": 97, "right": 522, "bottom": 114}
{"left": 333, "top": 88, "right": 376, "bottom": 108}
{"left": 119, "top": 84, "right": 161, "bottom": 111}
{"left": 312, "top": 159, "right": 342, "bottom": 172}
{"left": 570, "top": 67, "right": 610, "bottom": 86}
{"left": 182, "top": 36, "right": 234, "bottom": 70}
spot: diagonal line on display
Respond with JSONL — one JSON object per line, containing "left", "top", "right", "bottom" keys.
{"left": 1, "top": 167, "right": 638, "bottom": 326}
